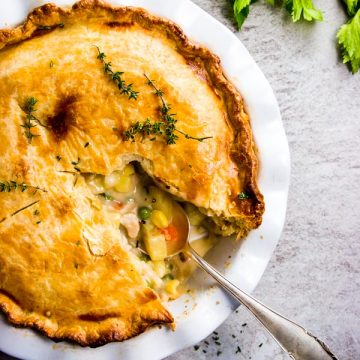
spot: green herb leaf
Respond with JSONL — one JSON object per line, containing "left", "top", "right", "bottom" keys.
{"left": 95, "top": 46, "right": 139, "bottom": 100}
{"left": 337, "top": 10, "right": 360, "bottom": 74}
{"left": 0, "top": 181, "right": 47, "bottom": 194}
{"left": 237, "top": 192, "right": 249, "bottom": 199}
{"left": 233, "top": 0, "right": 252, "bottom": 29}
{"left": 341, "top": 0, "right": 360, "bottom": 16}
{"left": 254, "top": 0, "right": 323, "bottom": 24}
{"left": 38, "top": 25, "right": 52, "bottom": 30}
{"left": 37, "top": 23, "right": 64, "bottom": 31}
{"left": 21, "top": 97, "right": 47, "bottom": 143}
{"left": 139, "top": 253, "right": 151, "bottom": 262}
{"left": 99, "top": 192, "right": 114, "bottom": 201}
{"left": 284, "top": 0, "right": 323, "bottom": 22}
{"left": 71, "top": 158, "right": 80, "bottom": 166}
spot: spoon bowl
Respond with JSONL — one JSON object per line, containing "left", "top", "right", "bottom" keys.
{"left": 164, "top": 202, "right": 190, "bottom": 256}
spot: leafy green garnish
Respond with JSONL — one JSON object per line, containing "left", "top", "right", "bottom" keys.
{"left": 237, "top": 192, "right": 250, "bottom": 199}
{"left": 21, "top": 97, "right": 47, "bottom": 143}
{"left": 139, "top": 253, "right": 151, "bottom": 262}
{"left": 37, "top": 23, "right": 65, "bottom": 30}
{"left": 0, "top": 181, "right": 47, "bottom": 194}
{"left": 341, "top": 0, "right": 360, "bottom": 16}
{"left": 37, "top": 23, "right": 64, "bottom": 31}
{"left": 124, "top": 74, "right": 212, "bottom": 145}
{"left": 99, "top": 192, "right": 114, "bottom": 201}
{"left": 233, "top": 0, "right": 322, "bottom": 29}
{"left": 95, "top": 46, "right": 139, "bottom": 100}
{"left": 233, "top": 0, "right": 254, "bottom": 29}
{"left": 0, "top": 200, "right": 40, "bottom": 224}
{"left": 337, "top": 10, "right": 360, "bottom": 73}
{"left": 283, "top": 0, "right": 323, "bottom": 22}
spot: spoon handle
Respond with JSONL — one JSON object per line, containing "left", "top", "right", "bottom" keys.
{"left": 189, "top": 247, "right": 338, "bottom": 360}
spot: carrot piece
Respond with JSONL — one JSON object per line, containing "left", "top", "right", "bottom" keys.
{"left": 161, "top": 224, "right": 179, "bottom": 243}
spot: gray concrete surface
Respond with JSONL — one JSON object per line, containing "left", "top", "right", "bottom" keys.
{"left": 167, "top": 1, "right": 360, "bottom": 360}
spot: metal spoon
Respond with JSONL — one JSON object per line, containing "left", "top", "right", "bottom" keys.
{"left": 155, "top": 203, "right": 338, "bottom": 360}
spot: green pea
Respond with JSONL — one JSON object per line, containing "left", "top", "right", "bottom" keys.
{"left": 161, "top": 273, "right": 174, "bottom": 281}
{"left": 138, "top": 206, "right": 152, "bottom": 220}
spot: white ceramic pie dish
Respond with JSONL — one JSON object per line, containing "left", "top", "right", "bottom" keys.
{"left": 0, "top": 0, "right": 290, "bottom": 359}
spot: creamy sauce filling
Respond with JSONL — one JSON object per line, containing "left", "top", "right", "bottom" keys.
{"left": 85, "top": 163, "right": 217, "bottom": 300}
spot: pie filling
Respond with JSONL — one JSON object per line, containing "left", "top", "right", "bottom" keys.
{"left": 85, "top": 163, "right": 217, "bottom": 301}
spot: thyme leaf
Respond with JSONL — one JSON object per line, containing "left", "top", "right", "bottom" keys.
{"left": 99, "top": 192, "right": 114, "bottom": 201}
{"left": 124, "top": 74, "right": 212, "bottom": 145}
{"left": 237, "top": 192, "right": 249, "bottom": 200}
{"left": 71, "top": 157, "right": 81, "bottom": 172}
{"left": 37, "top": 23, "right": 64, "bottom": 31}
{"left": 95, "top": 46, "right": 139, "bottom": 100}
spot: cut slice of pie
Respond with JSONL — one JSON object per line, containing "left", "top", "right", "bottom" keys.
{"left": 0, "top": 0, "right": 264, "bottom": 347}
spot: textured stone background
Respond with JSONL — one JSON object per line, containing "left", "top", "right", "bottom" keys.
{"left": 0, "top": 1, "right": 358, "bottom": 360}
{"left": 167, "top": 1, "right": 360, "bottom": 360}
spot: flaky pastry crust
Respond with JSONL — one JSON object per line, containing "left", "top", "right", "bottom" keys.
{"left": 0, "top": 0, "right": 264, "bottom": 347}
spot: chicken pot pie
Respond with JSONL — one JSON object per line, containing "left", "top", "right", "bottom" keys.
{"left": 0, "top": 0, "right": 264, "bottom": 347}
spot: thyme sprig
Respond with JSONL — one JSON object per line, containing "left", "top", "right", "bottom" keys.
{"left": 96, "top": 47, "right": 139, "bottom": 100}
{"left": 124, "top": 74, "right": 212, "bottom": 145}
{"left": 21, "top": 97, "right": 47, "bottom": 143}
{"left": 0, "top": 200, "right": 40, "bottom": 224}
{"left": 0, "top": 181, "right": 47, "bottom": 194}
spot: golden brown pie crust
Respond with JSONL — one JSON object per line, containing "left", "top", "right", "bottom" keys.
{"left": 0, "top": 0, "right": 264, "bottom": 347}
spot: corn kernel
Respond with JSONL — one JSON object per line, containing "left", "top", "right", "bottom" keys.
{"left": 151, "top": 210, "right": 169, "bottom": 229}
{"left": 165, "top": 279, "right": 180, "bottom": 296}
{"left": 149, "top": 186, "right": 173, "bottom": 220}
{"left": 123, "top": 164, "right": 135, "bottom": 176}
{"left": 114, "top": 175, "right": 133, "bottom": 193}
